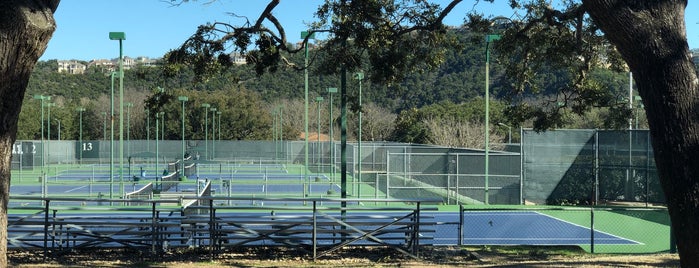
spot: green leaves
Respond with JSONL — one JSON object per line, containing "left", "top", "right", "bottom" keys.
{"left": 466, "top": 1, "right": 634, "bottom": 130}
{"left": 163, "top": 0, "right": 459, "bottom": 86}
{"left": 314, "top": 0, "right": 455, "bottom": 84}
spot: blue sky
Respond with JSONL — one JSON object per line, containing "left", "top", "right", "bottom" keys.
{"left": 41, "top": 0, "right": 699, "bottom": 61}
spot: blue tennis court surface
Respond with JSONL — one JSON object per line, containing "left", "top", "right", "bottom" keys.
{"left": 434, "top": 211, "right": 639, "bottom": 246}
{"left": 229, "top": 184, "right": 339, "bottom": 194}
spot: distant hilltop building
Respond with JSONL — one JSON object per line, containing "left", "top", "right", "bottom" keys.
{"left": 87, "top": 59, "right": 114, "bottom": 72}
{"left": 56, "top": 54, "right": 248, "bottom": 74}
{"left": 57, "top": 60, "right": 86, "bottom": 74}
{"left": 84, "top": 56, "right": 161, "bottom": 73}
{"left": 230, "top": 52, "right": 247, "bottom": 65}
{"left": 134, "top": 56, "right": 159, "bottom": 67}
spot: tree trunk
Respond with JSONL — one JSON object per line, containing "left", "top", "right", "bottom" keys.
{"left": 0, "top": 0, "right": 59, "bottom": 266}
{"left": 585, "top": 0, "right": 699, "bottom": 266}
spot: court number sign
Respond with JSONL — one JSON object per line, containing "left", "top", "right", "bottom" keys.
{"left": 75, "top": 141, "right": 100, "bottom": 159}
{"left": 11, "top": 142, "right": 34, "bottom": 169}
{"left": 12, "top": 142, "right": 36, "bottom": 155}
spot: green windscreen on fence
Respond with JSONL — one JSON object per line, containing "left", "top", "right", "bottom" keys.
{"left": 13, "top": 129, "right": 664, "bottom": 206}
{"left": 522, "top": 129, "right": 663, "bottom": 205}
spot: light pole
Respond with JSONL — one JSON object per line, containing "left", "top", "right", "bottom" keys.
{"left": 161, "top": 111, "right": 165, "bottom": 142}
{"left": 635, "top": 96, "right": 643, "bottom": 129}
{"left": 155, "top": 111, "right": 164, "bottom": 178}
{"left": 102, "top": 112, "right": 107, "bottom": 141}
{"left": 354, "top": 72, "right": 364, "bottom": 197}
{"left": 327, "top": 87, "right": 337, "bottom": 182}
{"left": 629, "top": 72, "right": 634, "bottom": 130}
{"left": 316, "top": 96, "right": 324, "bottom": 172}
{"left": 217, "top": 111, "right": 221, "bottom": 144}
{"left": 125, "top": 102, "right": 133, "bottom": 159}
{"left": 178, "top": 96, "right": 188, "bottom": 168}
{"left": 277, "top": 106, "right": 284, "bottom": 161}
{"left": 201, "top": 103, "right": 210, "bottom": 160}
{"left": 484, "top": 33, "right": 501, "bottom": 205}
{"left": 77, "top": 108, "right": 85, "bottom": 164}
{"left": 145, "top": 108, "right": 150, "bottom": 152}
{"left": 109, "top": 71, "right": 116, "bottom": 199}
{"left": 498, "top": 123, "right": 512, "bottom": 144}
{"left": 273, "top": 109, "right": 278, "bottom": 159}
{"left": 33, "top": 95, "right": 49, "bottom": 171}
{"left": 626, "top": 72, "right": 634, "bottom": 201}
{"left": 46, "top": 102, "right": 55, "bottom": 170}
{"left": 56, "top": 119, "right": 61, "bottom": 141}
{"left": 109, "top": 31, "right": 126, "bottom": 198}
{"left": 301, "top": 30, "right": 315, "bottom": 197}
{"left": 210, "top": 107, "right": 217, "bottom": 160}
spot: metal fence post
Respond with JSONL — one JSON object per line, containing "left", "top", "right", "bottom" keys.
{"left": 590, "top": 206, "right": 595, "bottom": 253}
{"left": 415, "top": 202, "right": 421, "bottom": 257}
{"left": 43, "top": 199, "right": 50, "bottom": 260}
{"left": 151, "top": 201, "right": 157, "bottom": 256}
{"left": 209, "top": 198, "right": 215, "bottom": 259}
{"left": 312, "top": 200, "right": 317, "bottom": 260}
{"left": 458, "top": 204, "right": 464, "bottom": 246}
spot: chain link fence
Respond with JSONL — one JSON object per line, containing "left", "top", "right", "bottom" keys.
{"left": 13, "top": 129, "right": 662, "bottom": 206}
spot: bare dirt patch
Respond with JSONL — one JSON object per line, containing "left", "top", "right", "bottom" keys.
{"left": 9, "top": 246, "right": 680, "bottom": 267}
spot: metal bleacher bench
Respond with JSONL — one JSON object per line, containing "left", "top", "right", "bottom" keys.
{"left": 8, "top": 196, "right": 441, "bottom": 261}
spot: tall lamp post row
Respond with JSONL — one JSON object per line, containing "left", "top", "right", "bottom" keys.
{"left": 45, "top": 31, "right": 196, "bottom": 198}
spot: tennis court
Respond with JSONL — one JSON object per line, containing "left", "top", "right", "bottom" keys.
{"left": 8, "top": 139, "right": 672, "bottom": 254}
{"left": 9, "top": 162, "right": 339, "bottom": 199}
{"left": 454, "top": 211, "right": 638, "bottom": 245}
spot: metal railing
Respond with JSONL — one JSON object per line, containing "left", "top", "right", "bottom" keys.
{"left": 8, "top": 196, "right": 440, "bottom": 261}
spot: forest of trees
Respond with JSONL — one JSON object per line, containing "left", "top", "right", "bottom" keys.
{"left": 18, "top": 27, "right": 645, "bottom": 148}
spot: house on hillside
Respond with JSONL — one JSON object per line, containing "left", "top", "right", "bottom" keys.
{"left": 230, "top": 52, "right": 247, "bottom": 65}
{"left": 87, "top": 56, "right": 160, "bottom": 73}
{"left": 88, "top": 59, "right": 115, "bottom": 72}
{"left": 135, "top": 56, "right": 160, "bottom": 67}
{"left": 57, "top": 60, "right": 86, "bottom": 74}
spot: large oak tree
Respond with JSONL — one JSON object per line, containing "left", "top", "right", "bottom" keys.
{"left": 589, "top": 1, "right": 698, "bottom": 265}
{"left": 0, "top": 0, "right": 59, "bottom": 266}
{"left": 474, "top": 1, "right": 698, "bottom": 265}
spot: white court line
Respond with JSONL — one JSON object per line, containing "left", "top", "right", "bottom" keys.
{"left": 64, "top": 185, "right": 88, "bottom": 193}
{"left": 533, "top": 211, "right": 644, "bottom": 245}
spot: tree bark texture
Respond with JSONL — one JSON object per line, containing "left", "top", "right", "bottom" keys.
{"left": 0, "top": 0, "right": 59, "bottom": 266}
{"left": 585, "top": 0, "right": 699, "bottom": 266}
